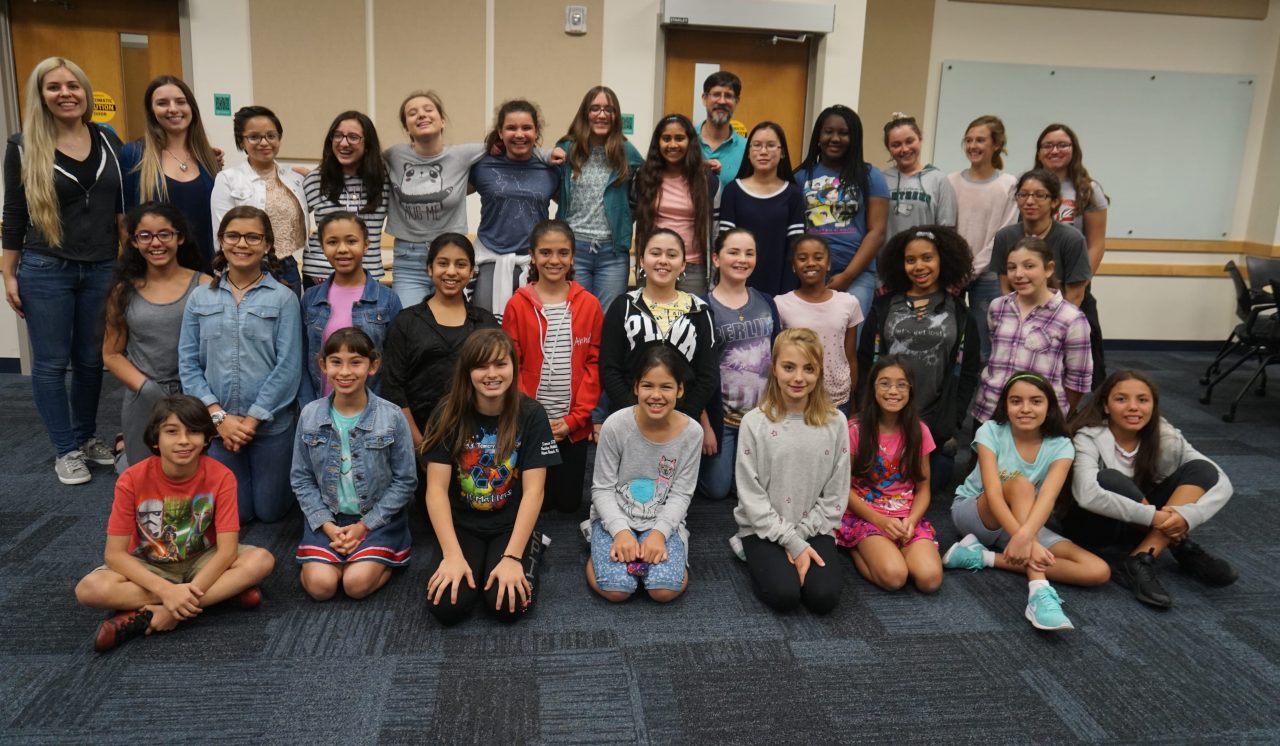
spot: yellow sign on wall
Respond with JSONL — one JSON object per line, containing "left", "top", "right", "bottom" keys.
{"left": 91, "top": 91, "right": 116, "bottom": 122}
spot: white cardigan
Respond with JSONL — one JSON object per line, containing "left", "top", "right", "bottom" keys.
{"left": 209, "top": 160, "right": 308, "bottom": 237}
{"left": 1071, "top": 420, "right": 1231, "bottom": 531}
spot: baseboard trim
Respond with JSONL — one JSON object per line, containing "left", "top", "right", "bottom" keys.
{"left": 1106, "top": 340, "right": 1222, "bottom": 352}
{"left": 0, "top": 358, "right": 19, "bottom": 374}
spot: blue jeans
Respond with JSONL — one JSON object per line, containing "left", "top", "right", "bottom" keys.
{"left": 17, "top": 252, "right": 114, "bottom": 455}
{"left": 844, "top": 269, "right": 877, "bottom": 351}
{"left": 209, "top": 411, "right": 297, "bottom": 523}
{"left": 391, "top": 241, "right": 433, "bottom": 308}
{"left": 573, "top": 240, "right": 629, "bottom": 316}
{"left": 698, "top": 424, "right": 738, "bottom": 501}
{"left": 966, "top": 272, "right": 1001, "bottom": 364}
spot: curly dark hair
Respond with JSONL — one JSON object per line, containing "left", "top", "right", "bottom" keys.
{"left": 878, "top": 224, "right": 973, "bottom": 295}
{"left": 318, "top": 110, "right": 386, "bottom": 214}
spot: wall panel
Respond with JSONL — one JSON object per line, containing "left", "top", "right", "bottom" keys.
{"left": 493, "top": 0, "right": 604, "bottom": 143}
{"left": 372, "top": 0, "right": 488, "bottom": 146}
{"left": 248, "top": 0, "right": 367, "bottom": 160}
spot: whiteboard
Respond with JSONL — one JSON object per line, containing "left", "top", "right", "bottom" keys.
{"left": 933, "top": 61, "right": 1258, "bottom": 240}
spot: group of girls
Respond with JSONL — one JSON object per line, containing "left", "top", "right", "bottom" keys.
{"left": 4, "top": 57, "right": 1237, "bottom": 631}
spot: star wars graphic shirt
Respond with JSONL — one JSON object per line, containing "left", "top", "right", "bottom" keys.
{"left": 106, "top": 456, "right": 240, "bottom": 564}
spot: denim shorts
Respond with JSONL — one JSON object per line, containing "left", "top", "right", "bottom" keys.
{"left": 590, "top": 520, "right": 687, "bottom": 593}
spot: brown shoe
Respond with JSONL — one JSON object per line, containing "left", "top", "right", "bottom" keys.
{"left": 94, "top": 609, "right": 153, "bottom": 652}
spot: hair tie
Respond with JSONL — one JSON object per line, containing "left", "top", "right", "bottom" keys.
{"left": 914, "top": 230, "right": 935, "bottom": 240}
{"left": 890, "top": 111, "right": 911, "bottom": 120}
{"left": 1007, "top": 372, "right": 1047, "bottom": 386}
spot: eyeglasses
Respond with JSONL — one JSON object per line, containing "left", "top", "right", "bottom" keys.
{"left": 588, "top": 105, "right": 616, "bottom": 117}
{"left": 133, "top": 230, "right": 179, "bottom": 244}
{"left": 243, "top": 133, "right": 280, "bottom": 144}
{"left": 749, "top": 142, "right": 781, "bottom": 152}
{"left": 331, "top": 132, "right": 364, "bottom": 145}
{"left": 220, "top": 231, "right": 266, "bottom": 247}
{"left": 875, "top": 380, "right": 911, "bottom": 392}
{"left": 1015, "top": 190, "right": 1052, "bottom": 202}
{"left": 1038, "top": 142, "right": 1072, "bottom": 152}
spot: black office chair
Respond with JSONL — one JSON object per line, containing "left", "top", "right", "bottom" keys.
{"left": 1244, "top": 255, "right": 1280, "bottom": 300}
{"left": 1199, "top": 260, "right": 1274, "bottom": 386}
{"left": 1218, "top": 279, "right": 1280, "bottom": 422}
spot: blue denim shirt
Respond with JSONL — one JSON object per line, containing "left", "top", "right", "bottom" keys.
{"left": 178, "top": 273, "right": 302, "bottom": 433}
{"left": 290, "top": 392, "right": 417, "bottom": 531}
{"left": 298, "top": 273, "right": 403, "bottom": 406}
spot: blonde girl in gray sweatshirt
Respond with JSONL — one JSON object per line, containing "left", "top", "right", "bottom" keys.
{"left": 732, "top": 328, "right": 851, "bottom": 613}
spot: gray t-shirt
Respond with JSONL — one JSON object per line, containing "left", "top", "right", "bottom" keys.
{"left": 882, "top": 291, "right": 957, "bottom": 416}
{"left": 1056, "top": 178, "right": 1108, "bottom": 233}
{"left": 590, "top": 408, "right": 701, "bottom": 543}
{"left": 884, "top": 164, "right": 958, "bottom": 237}
{"left": 566, "top": 146, "right": 612, "bottom": 243}
{"left": 989, "top": 220, "right": 1091, "bottom": 287}
{"left": 383, "top": 143, "right": 486, "bottom": 243}
{"left": 707, "top": 289, "right": 774, "bottom": 428}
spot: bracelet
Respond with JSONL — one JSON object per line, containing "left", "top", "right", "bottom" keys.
{"left": 501, "top": 554, "right": 522, "bottom": 564}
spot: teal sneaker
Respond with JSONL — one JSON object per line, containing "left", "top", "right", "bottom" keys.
{"left": 942, "top": 534, "right": 986, "bottom": 571}
{"left": 1025, "top": 585, "right": 1074, "bottom": 631}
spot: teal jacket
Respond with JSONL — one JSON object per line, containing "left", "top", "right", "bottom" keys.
{"left": 554, "top": 138, "right": 644, "bottom": 254}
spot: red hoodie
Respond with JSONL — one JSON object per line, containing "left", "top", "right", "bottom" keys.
{"left": 502, "top": 281, "right": 603, "bottom": 443}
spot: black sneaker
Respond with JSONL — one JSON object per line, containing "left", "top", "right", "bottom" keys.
{"left": 94, "top": 609, "right": 153, "bottom": 652}
{"left": 1171, "top": 540, "right": 1239, "bottom": 587}
{"left": 1114, "top": 550, "right": 1173, "bottom": 608}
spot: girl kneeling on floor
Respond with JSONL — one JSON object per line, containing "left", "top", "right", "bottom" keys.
{"left": 944, "top": 372, "right": 1109, "bottom": 631}
{"left": 838, "top": 355, "right": 943, "bottom": 593}
{"left": 291, "top": 327, "right": 417, "bottom": 600}
{"left": 1063, "top": 369, "right": 1236, "bottom": 609}
{"left": 732, "top": 328, "right": 851, "bottom": 613}
{"left": 421, "top": 329, "right": 561, "bottom": 625}
{"left": 587, "top": 344, "right": 700, "bottom": 602}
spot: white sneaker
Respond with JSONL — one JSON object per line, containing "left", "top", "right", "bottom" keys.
{"left": 81, "top": 437, "right": 116, "bottom": 466}
{"left": 55, "top": 450, "right": 92, "bottom": 485}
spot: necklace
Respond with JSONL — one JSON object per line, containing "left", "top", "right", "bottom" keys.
{"left": 163, "top": 149, "right": 191, "bottom": 172}
{"left": 227, "top": 272, "right": 264, "bottom": 291}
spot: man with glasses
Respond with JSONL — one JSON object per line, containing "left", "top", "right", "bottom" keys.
{"left": 698, "top": 71, "right": 745, "bottom": 189}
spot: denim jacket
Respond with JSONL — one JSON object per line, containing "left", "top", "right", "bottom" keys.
{"left": 178, "top": 273, "right": 302, "bottom": 433}
{"left": 290, "top": 393, "right": 417, "bottom": 531}
{"left": 298, "top": 273, "right": 403, "bottom": 406}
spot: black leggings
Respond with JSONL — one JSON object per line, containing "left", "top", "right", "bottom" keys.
{"left": 1062, "top": 460, "right": 1218, "bottom": 549}
{"left": 741, "top": 534, "right": 843, "bottom": 614}
{"left": 428, "top": 526, "right": 545, "bottom": 626}
{"left": 542, "top": 436, "right": 590, "bottom": 514}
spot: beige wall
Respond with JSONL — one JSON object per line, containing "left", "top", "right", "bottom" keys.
{"left": 859, "top": 0, "right": 934, "bottom": 163}
{"left": 1247, "top": 38, "right": 1280, "bottom": 246}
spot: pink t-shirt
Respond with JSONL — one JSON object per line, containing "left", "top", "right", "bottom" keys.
{"left": 320, "top": 282, "right": 365, "bottom": 396}
{"left": 657, "top": 174, "right": 699, "bottom": 264}
{"left": 775, "top": 290, "right": 863, "bottom": 405}
{"left": 849, "top": 419, "right": 936, "bottom": 516}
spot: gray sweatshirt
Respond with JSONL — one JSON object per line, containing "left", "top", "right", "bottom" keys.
{"left": 732, "top": 407, "right": 851, "bottom": 557}
{"left": 1071, "top": 420, "right": 1232, "bottom": 531}
{"left": 884, "top": 164, "right": 958, "bottom": 237}
{"left": 590, "top": 408, "right": 701, "bottom": 544}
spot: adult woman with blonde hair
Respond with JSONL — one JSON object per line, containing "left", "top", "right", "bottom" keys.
{"left": 554, "top": 86, "right": 643, "bottom": 311}
{"left": 119, "top": 75, "right": 221, "bottom": 272}
{"left": 2, "top": 57, "right": 125, "bottom": 485}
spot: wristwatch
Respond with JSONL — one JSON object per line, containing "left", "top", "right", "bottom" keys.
{"left": 210, "top": 409, "right": 227, "bottom": 426}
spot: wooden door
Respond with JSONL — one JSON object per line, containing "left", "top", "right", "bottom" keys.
{"left": 663, "top": 28, "right": 812, "bottom": 159}
{"left": 9, "top": 0, "right": 182, "bottom": 143}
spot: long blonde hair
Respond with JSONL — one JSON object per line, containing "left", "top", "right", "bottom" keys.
{"left": 20, "top": 57, "right": 93, "bottom": 248}
{"left": 758, "top": 328, "right": 835, "bottom": 426}
{"left": 135, "top": 75, "right": 220, "bottom": 202}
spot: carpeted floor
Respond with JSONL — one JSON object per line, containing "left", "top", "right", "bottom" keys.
{"left": 0, "top": 350, "right": 1277, "bottom": 745}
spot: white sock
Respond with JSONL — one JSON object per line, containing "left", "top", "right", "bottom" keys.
{"left": 982, "top": 549, "right": 997, "bottom": 568}
{"left": 1028, "top": 579, "right": 1050, "bottom": 599}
